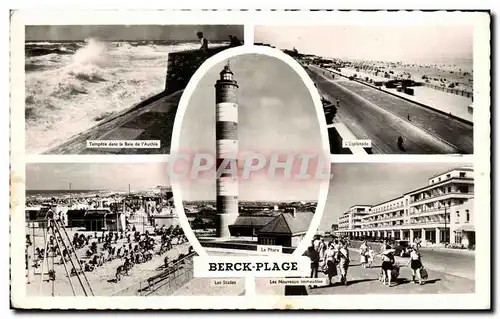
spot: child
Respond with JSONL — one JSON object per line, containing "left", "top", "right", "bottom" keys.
{"left": 367, "top": 246, "right": 375, "bottom": 268}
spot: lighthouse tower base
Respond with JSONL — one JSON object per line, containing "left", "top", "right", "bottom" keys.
{"left": 216, "top": 213, "right": 239, "bottom": 239}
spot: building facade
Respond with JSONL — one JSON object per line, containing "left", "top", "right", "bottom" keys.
{"left": 337, "top": 205, "right": 371, "bottom": 233}
{"left": 336, "top": 167, "right": 475, "bottom": 248}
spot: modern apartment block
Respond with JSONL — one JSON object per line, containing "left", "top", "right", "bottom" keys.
{"left": 337, "top": 205, "right": 371, "bottom": 232}
{"left": 335, "top": 167, "right": 475, "bottom": 248}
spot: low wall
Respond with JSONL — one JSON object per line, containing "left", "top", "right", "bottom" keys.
{"left": 328, "top": 126, "right": 352, "bottom": 154}
{"left": 200, "top": 240, "right": 295, "bottom": 254}
{"left": 165, "top": 46, "right": 231, "bottom": 95}
{"left": 327, "top": 68, "right": 473, "bottom": 127}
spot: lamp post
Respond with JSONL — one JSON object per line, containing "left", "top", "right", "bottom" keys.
{"left": 442, "top": 202, "right": 449, "bottom": 245}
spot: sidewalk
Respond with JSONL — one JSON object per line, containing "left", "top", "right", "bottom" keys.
{"left": 349, "top": 245, "right": 475, "bottom": 280}
{"left": 302, "top": 250, "right": 474, "bottom": 295}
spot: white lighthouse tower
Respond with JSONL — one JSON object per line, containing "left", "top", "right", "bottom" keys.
{"left": 214, "top": 62, "right": 239, "bottom": 238}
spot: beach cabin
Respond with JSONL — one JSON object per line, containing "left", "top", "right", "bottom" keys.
{"left": 468, "top": 103, "right": 473, "bottom": 115}
{"left": 66, "top": 208, "right": 125, "bottom": 231}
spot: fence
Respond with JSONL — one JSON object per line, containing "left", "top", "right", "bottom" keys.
{"left": 341, "top": 68, "right": 473, "bottom": 100}
{"left": 111, "top": 251, "right": 195, "bottom": 296}
{"left": 420, "top": 83, "right": 473, "bottom": 99}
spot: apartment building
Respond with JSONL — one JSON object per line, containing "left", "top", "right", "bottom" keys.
{"left": 335, "top": 167, "right": 475, "bottom": 248}
{"left": 337, "top": 205, "right": 371, "bottom": 232}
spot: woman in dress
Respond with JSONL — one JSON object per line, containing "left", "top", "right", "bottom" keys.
{"left": 380, "top": 245, "right": 396, "bottom": 287}
{"left": 338, "top": 241, "right": 350, "bottom": 285}
{"left": 406, "top": 246, "right": 424, "bottom": 285}
{"left": 324, "top": 242, "right": 338, "bottom": 286}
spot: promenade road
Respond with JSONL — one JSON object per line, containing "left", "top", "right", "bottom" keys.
{"left": 307, "top": 65, "right": 473, "bottom": 154}
{"left": 349, "top": 240, "right": 475, "bottom": 280}
{"left": 285, "top": 250, "right": 474, "bottom": 296}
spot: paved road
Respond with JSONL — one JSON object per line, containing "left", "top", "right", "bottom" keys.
{"left": 285, "top": 250, "right": 474, "bottom": 295}
{"left": 349, "top": 240, "right": 475, "bottom": 280}
{"left": 416, "top": 248, "right": 475, "bottom": 280}
{"left": 307, "top": 66, "right": 473, "bottom": 154}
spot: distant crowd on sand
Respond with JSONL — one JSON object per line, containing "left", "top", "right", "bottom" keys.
{"left": 196, "top": 31, "right": 242, "bottom": 53}
{"left": 304, "top": 236, "right": 428, "bottom": 289}
{"left": 26, "top": 223, "right": 191, "bottom": 286}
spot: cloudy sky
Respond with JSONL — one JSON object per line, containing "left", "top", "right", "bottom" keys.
{"left": 318, "top": 163, "right": 473, "bottom": 231}
{"left": 255, "top": 26, "right": 473, "bottom": 63}
{"left": 26, "top": 163, "right": 170, "bottom": 191}
{"left": 26, "top": 25, "right": 243, "bottom": 41}
{"left": 178, "top": 54, "right": 325, "bottom": 201}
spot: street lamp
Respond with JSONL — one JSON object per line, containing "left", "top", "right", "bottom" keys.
{"left": 442, "top": 202, "right": 449, "bottom": 245}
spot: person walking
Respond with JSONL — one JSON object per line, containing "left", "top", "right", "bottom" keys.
{"left": 380, "top": 245, "right": 396, "bottom": 287}
{"left": 406, "top": 246, "right": 425, "bottom": 285}
{"left": 397, "top": 136, "right": 404, "bottom": 151}
{"left": 360, "top": 240, "right": 368, "bottom": 268}
{"left": 197, "top": 31, "right": 209, "bottom": 52}
{"left": 338, "top": 241, "right": 350, "bottom": 285}
{"left": 324, "top": 242, "right": 338, "bottom": 286}
{"left": 304, "top": 245, "right": 320, "bottom": 288}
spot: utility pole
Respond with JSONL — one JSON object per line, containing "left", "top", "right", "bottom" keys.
{"left": 444, "top": 204, "right": 448, "bottom": 245}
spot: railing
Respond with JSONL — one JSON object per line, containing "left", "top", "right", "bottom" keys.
{"left": 410, "top": 191, "right": 474, "bottom": 204}
{"left": 199, "top": 241, "right": 295, "bottom": 254}
{"left": 421, "top": 82, "right": 473, "bottom": 99}
{"left": 111, "top": 251, "right": 195, "bottom": 296}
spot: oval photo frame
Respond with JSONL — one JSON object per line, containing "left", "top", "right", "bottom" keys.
{"left": 169, "top": 45, "right": 331, "bottom": 258}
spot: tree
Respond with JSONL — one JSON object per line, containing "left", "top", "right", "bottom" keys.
{"left": 191, "top": 216, "right": 205, "bottom": 230}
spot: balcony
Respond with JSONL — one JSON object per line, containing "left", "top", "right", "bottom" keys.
{"left": 410, "top": 190, "right": 474, "bottom": 205}
{"left": 409, "top": 206, "right": 457, "bottom": 217}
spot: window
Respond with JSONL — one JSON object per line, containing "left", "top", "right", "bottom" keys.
{"left": 456, "top": 211, "right": 460, "bottom": 223}
{"left": 459, "top": 172, "right": 466, "bottom": 178}
{"left": 447, "top": 187, "right": 452, "bottom": 193}
{"left": 466, "top": 210, "right": 470, "bottom": 223}
{"left": 438, "top": 177, "right": 441, "bottom": 182}
{"left": 458, "top": 186, "right": 469, "bottom": 193}
{"left": 447, "top": 174, "right": 451, "bottom": 178}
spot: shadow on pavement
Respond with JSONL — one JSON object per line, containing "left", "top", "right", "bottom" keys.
{"left": 284, "top": 285, "right": 308, "bottom": 296}
{"left": 345, "top": 278, "right": 377, "bottom": 286}
{"left": 423, "top": 278, "right": 441, "bottom": 285}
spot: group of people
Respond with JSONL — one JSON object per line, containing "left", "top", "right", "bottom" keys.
{"left": 196, "top": 31, "right": 243, "bottom": 53}
{"left": 365, "top": 239, "right": 427, "bottom": 287}
{"left": 304, "top": 237, "right": 428, "bottom": 289}
{"left": 304, "top": 236, "right": 351, "bottom": 287}
{"left": 27, "top": 223, "right": 187, "bottom": 284}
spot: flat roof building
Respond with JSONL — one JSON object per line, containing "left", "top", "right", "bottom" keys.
{"left": 336, "top": 167, "right": 475, "bottom": 248}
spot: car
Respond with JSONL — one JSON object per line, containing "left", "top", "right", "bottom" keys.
{"left": 393, "top": 240, "right": 410, "bottom": 257}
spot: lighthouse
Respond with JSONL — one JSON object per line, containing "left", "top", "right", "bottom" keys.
{"left": 215, "top": 62, "right": 239, "bottom": 238}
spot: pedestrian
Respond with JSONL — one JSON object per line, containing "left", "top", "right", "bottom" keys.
{"left": 304, "top": 245, "right": 320, "bottom": 288}
{"left": 367, "top": 246, "right": 375, "bottom": 268}
{"left": 360, "top": 240, "right": 368, "bottom": 268}
{"left": 197, "top": 31, "right": 209, "bottom": 52}
{"left": 313, "top": 236, "right": 321, "bottom": 252}
{"left": 336, "top": 98, "right": 340, "bottom": 108}
{"left": 338, "top": 241, "right": 350, "bottom": 285}
{"left": 407, "top": 113, "right": 411, "bottom": 121}
{"left": 324, "top": 242, "right": 338, "bottom": 286}
{"left": 380, "top": 245, "right": 396, "bottom": 287}
{"left": 397, "top": 136, "right": 405, "bottom": 151}
{"left": 318, "top": 237, "right": 327, "bottom": 260}
{"left": 406, "top": 246, "right": 425, "bottom": 285}
{"left": 228, "top": 35, "right": 242, "bottom": 47}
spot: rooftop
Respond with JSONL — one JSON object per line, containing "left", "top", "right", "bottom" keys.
{"left": 258, "top": 211, "right": 314, "bottom": 235}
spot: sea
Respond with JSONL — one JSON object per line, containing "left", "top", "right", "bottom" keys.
{"left": 26, "top": 189, "right": 116, "bottom": 199}
{"left": 25, "top": 39, "right": 219, "bottom": 154}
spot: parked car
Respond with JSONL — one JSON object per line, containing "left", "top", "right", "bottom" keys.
{"left": 393, "top": 240, "right": 410, "bottom": 257}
